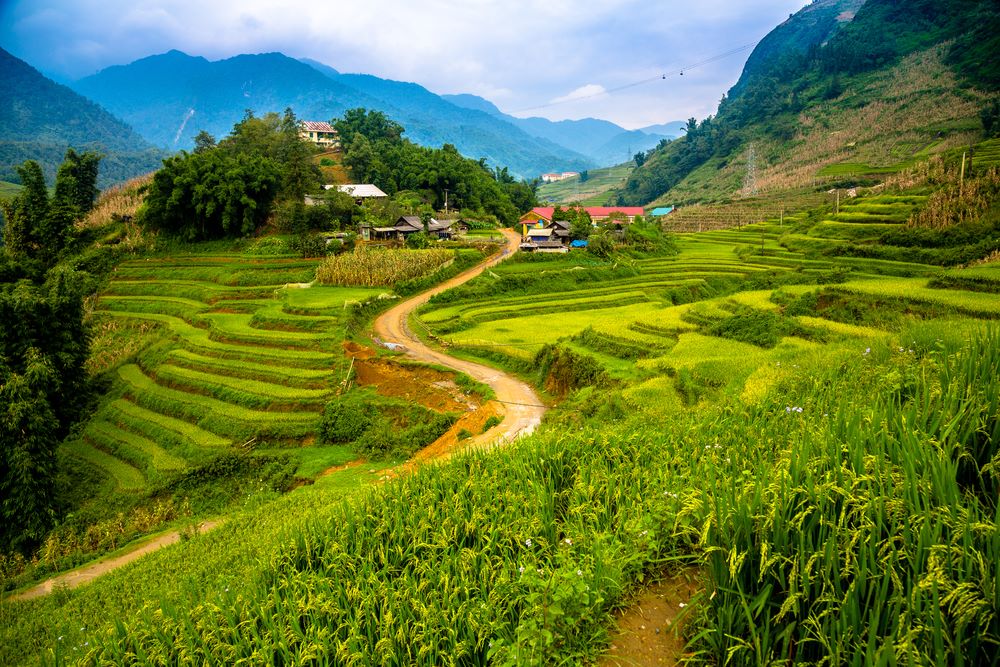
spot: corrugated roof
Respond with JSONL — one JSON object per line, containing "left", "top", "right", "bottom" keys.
{"left": 300, "top": 121, "right": 336, "bottom": 132}
{"left": 336, "top": 184, "right": 388, "bottom": 198}
{"left": 525, "top": 206, "right": 645, "bottom": 220}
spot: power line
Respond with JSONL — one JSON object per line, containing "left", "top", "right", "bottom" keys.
{"left": 511, "top": 42, "right": 758, "bottom": 115}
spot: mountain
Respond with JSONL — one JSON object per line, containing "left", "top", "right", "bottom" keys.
{"left": 727, "top": 0, "right": 868, "bottom": 99}
{"left": 619, "top": 0, "right": 1000, "bottom": 206}
{"left": 443, "top": 93, "right": 673, "bottom": 166}
{"left": 0, "top": 47, "right": 163, "bottom": 187}
{"left": 310, "top": 68, "right": 593, "bottom": 177}
{"left": 640, "top": 122, "right": 686, "bottom": 137}
{"left": 74, "top": 51, "right": 591, "bottom": 179}
{"left": 74, "top": 50, "right": 379, "bottom": 150}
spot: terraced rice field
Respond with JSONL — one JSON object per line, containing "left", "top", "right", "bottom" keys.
{"left": 74, "top": 254, "right": 385, "bottom": 490}
{"left": 420, "top": 221, "right": 1000, "bottom": 397}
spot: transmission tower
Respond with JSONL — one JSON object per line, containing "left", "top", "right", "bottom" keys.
{"left": 742, "top": 143, "right": 758, "bottom": 198}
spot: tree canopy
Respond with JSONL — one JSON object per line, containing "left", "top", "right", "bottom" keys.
{"left": 333, "top": 108, "right": 536, "bottom": 225}
{"left": 142, "top": 108, "right": 314, "bottom": 240}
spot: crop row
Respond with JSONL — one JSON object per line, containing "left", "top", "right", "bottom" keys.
{"left": 118, "top": 364, "right": 320, "bottom": 442}
{"left": 148, "top": 363, "right": 330, "bottom": 412}
{"left": 86, "top": 420, "right": 187, "bottom": 473}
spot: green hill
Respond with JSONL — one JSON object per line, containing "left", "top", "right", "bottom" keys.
{"left": 620, "top": 0, "right": 1000, "bottom": 206}
{"left": 0, "top": 47, "right": 164, "bottom": 187}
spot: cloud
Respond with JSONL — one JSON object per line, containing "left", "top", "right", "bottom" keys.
{"left": 549, "top": 84, "right": 607, "bottom": 105}
{"left": 0, "top": 0, "right": 812, "bottom": 128}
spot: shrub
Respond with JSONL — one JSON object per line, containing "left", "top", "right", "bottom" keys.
{"left": 320, "top": 402, "right": 371, "bottom": 444}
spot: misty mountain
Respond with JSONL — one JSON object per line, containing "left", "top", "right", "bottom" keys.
{"left": 443, "top": 93, "right": 677, "bottom": 166}
{"left": 73, "top": 50, "right": 592, "bottom": 179}
{"left": 0, "top": 47, "right": 163, "bottom": 187}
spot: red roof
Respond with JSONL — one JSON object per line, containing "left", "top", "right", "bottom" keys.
{"left": 526, "top": 207, "right": 645, "bottom": 220}
{"left": 300, "top": 121, "right": 337, "bottom": 133}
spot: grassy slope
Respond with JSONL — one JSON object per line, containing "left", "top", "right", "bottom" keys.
{"left": 4, "top": 193, "right": 999, "bottom": 662}
{"left": 647, "top": 46, "right": 989, "bottom": 207}
{"left": 537, "top": 163, "right": 633, "bottom": 206}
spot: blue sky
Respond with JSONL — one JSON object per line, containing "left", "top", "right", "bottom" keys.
{"left": 0, "top": 0, "right": 810, "bottom": 129}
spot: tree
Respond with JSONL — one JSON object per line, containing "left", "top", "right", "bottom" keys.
{"left": 143, "top": 150, "right": 281, "bottom": 240}
{"left": 633, "top": 151, "right": 647, "bottom": 167}
{"left": 579, "top": 170, "right": 590, "bottom": 183}
{"left": 1, "top": 153, "right": 97, "bottom": 266}
{"left": 0, "top": 267, "right": 90, "bottom": 552}
{"left": 982, "top": 99, "right": 1000, "bottom": 138}
{"left": 587, "top": 228, "right": 614, "bottom": 258}
{"left": 193, "top": 130, "right": 217, "bottom": 153}
{"left": 344, "top": 134, "right": 378, "bottom": 184}
{"left": 52, "top": 148, "right": 101, "bottom": 217}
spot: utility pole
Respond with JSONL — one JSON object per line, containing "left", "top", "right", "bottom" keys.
{"left": 444, "top": 188, "right": 449, "bottom": 215}
{"left": 742, "top": 143, "right": 758, "bottom": 198}
{"left": 960, "top": 152, "right": 967, "bottom": 198}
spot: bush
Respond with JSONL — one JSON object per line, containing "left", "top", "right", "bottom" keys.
{"left": 320, "top": 402, "right": 370, "bottom": 443}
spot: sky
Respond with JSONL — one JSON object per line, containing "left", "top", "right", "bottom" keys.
{"left": 0, "top": 0, "right": 810, "bottom": 129}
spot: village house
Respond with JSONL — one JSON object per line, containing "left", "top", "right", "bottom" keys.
{"left": 325, "top": 184, "right": 388, "bottom": 205}
{"left": 540, "top": 172, "right": 580, "bottom": 183}
{"left": 519, "top": 206, "right": 645, "bottom": 235}
{"left": 361, "top": 216, "right": 455, "bottom": 242}
{"left": 299, "top": 121, "right": 340, "bottom": 149}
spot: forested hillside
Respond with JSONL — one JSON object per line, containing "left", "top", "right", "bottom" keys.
{"left": 621, "top": 0, "right": 1000, "bottom": 206}
{"left": 0, "top": 48, "right": 163, "bottom": 187}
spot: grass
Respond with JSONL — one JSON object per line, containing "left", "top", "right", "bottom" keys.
{"left": 536, "top": 163, "right": 634, "bottom": 205}
{"left": 8, "top": 329, "right": 996, "bottom": 665}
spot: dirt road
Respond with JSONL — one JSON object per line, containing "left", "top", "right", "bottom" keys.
{"left": 373, "top": 230, "right": 546, "bottom": 449}
{"left": 10, "top": 232, "right": 543, "bottom": 601}
{"left": 12, "top": 520, "right": 220, "bottom": 601}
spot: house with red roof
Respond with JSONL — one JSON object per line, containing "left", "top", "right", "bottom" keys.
{"left": 519, "top": 206, "right": 645, "bottom": 236}
{"left": 299, "top": 121, "right": 340, "bottom": 149}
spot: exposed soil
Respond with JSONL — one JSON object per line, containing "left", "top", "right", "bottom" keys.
{"left": 406, "top": 401, "right": 503, "bottom": 468}
{"left": 352, "top": 357, "right": 475, "bottom": 413}
{"left": 600, "top": 571, "right": 701, "bottom": 667}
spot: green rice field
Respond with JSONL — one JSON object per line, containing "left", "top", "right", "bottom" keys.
{"left": 75, "top": 254, "right": 385, "bottom": 491}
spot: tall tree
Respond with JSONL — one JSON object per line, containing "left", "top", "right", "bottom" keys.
{"left": 0, "top": 267, "right": 90, "bottom": 552}
{"left": 52, "top": 149, "right": 101, "bottom": 217}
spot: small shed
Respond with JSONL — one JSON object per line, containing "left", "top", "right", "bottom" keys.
{"left": 650, "top": 206, "right": 675, "bottom": 217}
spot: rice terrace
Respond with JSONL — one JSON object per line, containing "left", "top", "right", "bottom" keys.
{"left": 2, "top": 0, "right": 1000, "bottom": 665}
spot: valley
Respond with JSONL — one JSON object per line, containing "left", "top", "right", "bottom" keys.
{"left": 2, "top": 0, "right": 1000, "bottom": 664}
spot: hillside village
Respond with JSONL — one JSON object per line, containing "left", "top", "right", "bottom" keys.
{"left": 2, "top": 0, "right": 1000, "bottom": 665}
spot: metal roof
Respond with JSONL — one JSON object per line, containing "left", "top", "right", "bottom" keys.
{"left": 335, "top": 184, "right": 388, "bottom": 198}
{"left": 300, "top": 121, "right": 336, "bottom": 133}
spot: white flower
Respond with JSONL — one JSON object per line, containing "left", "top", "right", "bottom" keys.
{"left": 679, "top": 602, "right": 687, "bottom": 609}
{"left": 563, "top": 538, "right": 572, "bottom": 545}
{"left": 864, "top": 347, "right": 871, "bottom": 355}
{"left": 525, "top": 538, "right": 532, "bottom": 547}
{"left": 577, "top": 569, "right": 583, "bottom": 576}
{"left": 519, "top": 566, "right": 525, "bottom": 574}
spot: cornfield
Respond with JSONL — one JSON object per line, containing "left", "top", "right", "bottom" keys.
{"left": 316, "top": 247, "right": 453, "bottom": 286}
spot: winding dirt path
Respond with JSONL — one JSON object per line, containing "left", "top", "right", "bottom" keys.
{"left": 12, "top": 520, "right": 221, "bottom": 601}
{"left": 10, "top": 231, "right": 543, "bottom": 602}
{"left": 373, "top": 229, "right": 546, "bottom": 451}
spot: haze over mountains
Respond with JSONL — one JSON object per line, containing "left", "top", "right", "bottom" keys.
{"left": 66, "top": 50, "right": 677, "bottom": 179}
{"left": 0, "top": 47, "right": 163, "bottom": 187}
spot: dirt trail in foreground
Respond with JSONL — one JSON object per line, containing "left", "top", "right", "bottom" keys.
{"left": 10, "top": 231, "right": 543, "bottom": 602}
{"left": 13, "top": 520, "right": 221, "bottom": 601}
{"left": 372, "top": 229, "right": 546, "bottom": 452}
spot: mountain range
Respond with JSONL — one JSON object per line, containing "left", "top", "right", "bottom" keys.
{"left": 72, "top": 51, "right": 676, "bottom": 178}
{"left": 69, "top": 50, "right": 677, "bottom": 179}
